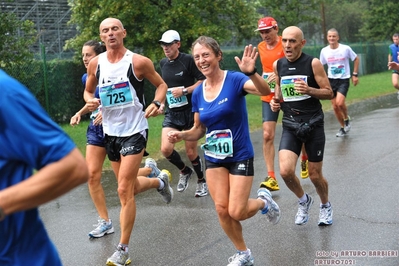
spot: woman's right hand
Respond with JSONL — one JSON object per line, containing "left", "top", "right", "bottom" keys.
{"left": 70, "top": 113, "right": 81, "bottom": 126}
{"left": 167, "top": 131, "right": 183, "bottom": 144}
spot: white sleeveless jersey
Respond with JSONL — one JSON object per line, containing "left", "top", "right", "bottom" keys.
{"left": 97, "top": 50, "right": 148, "bottom": 137}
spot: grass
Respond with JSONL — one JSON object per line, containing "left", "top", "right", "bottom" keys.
{"left": 61, "top": 70, "right": 396, "bottom": 170}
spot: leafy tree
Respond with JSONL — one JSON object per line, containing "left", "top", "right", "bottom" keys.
{"left": 322, "top": 0, "right": 367, "bottom": 43}
{"left": 256, "top": 0, "right": 322, "bottom": 31}
{"left": 0, "top": 12, "right": 37, "bottom": 68}
{"left": 67, "top": 0, "right": 258, "bottom": 61}
{"left": 360, "top": 0, "right": 399, "bottom": 41}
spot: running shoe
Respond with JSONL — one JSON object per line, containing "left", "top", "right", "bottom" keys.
{"left": 227, "top": 249, "right": 254, "bottom": 266}
{"left": 301, "top": 160, "right": 309, "bottom": 179}
{"left": 259, "top": 176, "right": 280, "bottom": 191}
{"left": 177, "top": 167, "right": 193, "bottom": 192}
{"left": 106, "top": 246, "right": 131, "bottom": 266}
{"left": 257, "top": 188, "right": 281, "bottom": 225}
{"left": 194, "top": 181, "right": 208, "bottom": 197}
{"left": 157, "top": 170, "right": 173, "bottom": 204}
{"left": 161, "top": 169, "right": 173, "bottom": 182}
{"left": 295, "top": 194, "right": 314, "bottom": 225}
{"left": 88, "top": 218, "right": 114, "bottom": 238}
{"left": 318, "top": 204, "right": 333, "bottom": 226}
{"left": 344, "top": 116, "right": 351, "bottom": 133}
{"left": 335, "top": 128, "right": 346, "bottom": 137}
{"left": 145, "top": 158, "right": 161, "bottom": 178}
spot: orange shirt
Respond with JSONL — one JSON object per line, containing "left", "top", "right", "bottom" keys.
{"left": 258, "top": 36, "right": 284, "bottom": 102}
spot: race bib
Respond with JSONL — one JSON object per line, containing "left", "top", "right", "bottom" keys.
{"left": 262, "top": 72, "right": 276, "bottom": 93}
{"left": 166, "top": 86, "right": 188, "bottom": 108}
{"left": 329, "top": 64, "right": 346, "bottom": 77}
{"left": 280, "top": 75, "right": 311, "bottom": 102}
{"left": 90, "top": 105, "right": 102, "bottom": 120}
{"left": 99, "top": 80, "right": 133, "bottom": 109}
{"left": 201, "top": 129, "right": 233, "bottom": 159}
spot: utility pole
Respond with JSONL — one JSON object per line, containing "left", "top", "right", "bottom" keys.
{"left": 321, "top": 1, "right": 327, "bottom": 45}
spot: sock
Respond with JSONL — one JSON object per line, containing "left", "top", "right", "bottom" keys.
{"left": 118, "top": 244, "right": 128, "bottom": 252}
{"left": 320, "top": 202, "right": 331, "bottom": 208}
{"left": 267, "top": 171, "right": 275, "bottom": 179}
{"left": 301, "top": 154, "right": 308, "bottom": 161}
{"left": 166, "top": 150, "right": 185, "bottom": 170}
{"left": 191, "top": 156, "right": 204, "bottom": 179}
{"left": 258, "top": 196, "right": 268, "bottom": 212}
{"left": 299, "top": 193, "right": 308, "bottom": 204}
{"left": 157, "top": 177, "right": 165, "bottom": 190}
{"left": 238, "top": 248, "right": 250, "bottom": 255}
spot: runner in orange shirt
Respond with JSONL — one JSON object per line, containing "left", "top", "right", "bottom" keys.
{"left": 256, "top": 17, "right": 309, "bottom": 191}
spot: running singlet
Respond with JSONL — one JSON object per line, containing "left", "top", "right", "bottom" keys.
{"left": 97, "top": 51, "right": 148, "bottom": 137}
{"left": 277, "top": 53, "right": 322, "bottom": 116}
{"left": 389, "top": 43, "right": 399, "bottom": 64}
{"left": 257, "top": 36, "right": 284, "bottom": 102}
{"left": 191, "top": 71, "right": 253, "bottom": 163}
{"left": 0, "top": 69, "right": 75, "bottom": 265}
{"left": 319, "top": 43, "right": 357, "bottom": 79}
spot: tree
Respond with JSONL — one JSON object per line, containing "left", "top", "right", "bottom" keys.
{"left": 360, "top": 0, "right": 399, "bottom": 41}
{"left": 256, "top": 0, "right": 322, "bottom": 31}
{"left": 0, "top": 12, "right": 37, "bottom": 68}
{"left": 323, "top": 0, "right": 367, "bottom": 43}
{"left": 66, "top": 0, "right": 258, "bottom": 61}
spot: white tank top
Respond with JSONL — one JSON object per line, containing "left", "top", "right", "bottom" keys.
{"left": 97, "top": 50, "right": 148, "bottom": 137}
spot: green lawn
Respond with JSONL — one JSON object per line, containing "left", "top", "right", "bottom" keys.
{"left": 61, "top": 71, "right": 396, "bottom": 170}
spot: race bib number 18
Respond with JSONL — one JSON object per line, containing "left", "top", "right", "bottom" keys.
{"left": 280, "top": 75, "right": 311, "bottom": 102}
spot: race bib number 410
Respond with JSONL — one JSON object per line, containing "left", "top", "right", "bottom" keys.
{"left": 280, "top": 75, "right": 311, "bottom": 102}
{"left": 201, "top": 129, "right": 233, "bottom": 159}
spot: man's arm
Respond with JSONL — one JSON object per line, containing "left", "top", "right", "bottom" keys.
{"left": 84, "top": 56, "right": 100, "bottom": 111}
{"left": 134, "top": 54, "right": 168, "bottom": 118}
{"left": 294, "top": 58, "right": 333, "bottom": 100}
{"left": 0, "top": 148, "right": 88, "bottom": 218}
{"left": 352, "top": 56, "right": 359, "bottom": 86}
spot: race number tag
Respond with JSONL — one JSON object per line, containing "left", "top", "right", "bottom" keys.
{"left": 99, "top": 80, "right": 133, "bottom": 109}
{"left": 201, "top": 129, "right": 233, "bottom": 159}
{"left": 166, "top": 86, "right": 188, "bottom": 108}
{"left": 280, "top": 75, "right": 311, "bottom": 102}
{"left": 262, "top": 72, "right": 276, "bottom": 93}
{"left": 329, "top": 64, "right": 346, "bottom": 78}
{"left": 90, "top": 105, "right": 102, "bottom": 120}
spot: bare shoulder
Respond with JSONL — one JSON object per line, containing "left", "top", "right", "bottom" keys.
{"left": 87, "top": 56, "right": 99, "bottom": 72}
{"left": 132, "top": 53, "right": 155, "bottom": 78}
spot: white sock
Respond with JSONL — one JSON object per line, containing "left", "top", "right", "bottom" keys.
{"left": 157, "top": 178, "right": 165, "bottom": 190}
{"left": 299, "top": 193, "right": 307, "bottom": 204}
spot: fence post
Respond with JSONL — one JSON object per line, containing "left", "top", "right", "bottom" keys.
{"left": 41, "top": 43, "right": 49, "bottom": 113}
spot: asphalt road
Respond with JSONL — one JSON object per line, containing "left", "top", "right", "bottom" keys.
{"left": 40, "top": 94, "right": 399, "bottom": 266}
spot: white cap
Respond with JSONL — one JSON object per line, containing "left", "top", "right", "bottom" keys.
{"left": 159, "top": 30, "right": 180, "bottom": 43}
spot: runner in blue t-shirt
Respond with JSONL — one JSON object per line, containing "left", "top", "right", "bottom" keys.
{"left": 167, "top": 36, "right": 280, "bottom": 266}
{"left": 0, "top": 69, "right": 88, "bottom": 265}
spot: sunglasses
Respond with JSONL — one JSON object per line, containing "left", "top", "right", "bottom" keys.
{"left": 160, "top": 41, "right": 178, "bottom": 48}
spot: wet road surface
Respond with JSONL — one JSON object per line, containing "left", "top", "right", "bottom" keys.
{"left": 40, "top": 94, "right": 399, "bottom": 266}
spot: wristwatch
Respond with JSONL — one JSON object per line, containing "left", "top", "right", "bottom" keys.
{"left": 152, "top": 100, "right": 161, "bottom": 109}
{"left": 352, "top": 72, "right": 358, "bottom": 77}
{"left": 182, "top": 88, "right": 188, "bottom": 96}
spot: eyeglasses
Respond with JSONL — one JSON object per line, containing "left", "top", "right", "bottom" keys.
{"left": 160, "top": 41, "right": 177, "bottom": 48}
